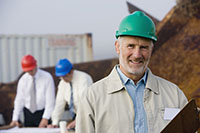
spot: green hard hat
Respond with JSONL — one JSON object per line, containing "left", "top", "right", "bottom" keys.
{"left": 115, "top": 11, "right": 157, "bottom": 42}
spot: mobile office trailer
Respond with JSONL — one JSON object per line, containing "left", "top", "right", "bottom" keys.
{"left": 0, "top": 33, "right": 93, "bottom": 83}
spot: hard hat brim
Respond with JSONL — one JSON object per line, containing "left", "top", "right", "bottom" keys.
{"left": 55, "top": 71, "right": 70, "bottom": 77}
{"left": 22, "top": 65, "right": 36, "bottom": 72}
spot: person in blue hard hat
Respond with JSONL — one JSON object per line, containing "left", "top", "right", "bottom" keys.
{"left": 48, "top": 58, "right": 93, "bottom": 131}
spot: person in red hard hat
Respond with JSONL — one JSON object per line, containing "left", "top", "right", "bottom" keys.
{"left": 10, "top": 54, "right": 56, "bottom": 128}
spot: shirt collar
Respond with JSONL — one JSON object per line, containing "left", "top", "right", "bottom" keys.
{"left": 107, "top": 65, "right": 159, "bottom": 95}
{"left": 116, "top": 66, "right": 148, "bottom": 86}
{"left": 28, "top": 68, "right": 39, "bottom": 79}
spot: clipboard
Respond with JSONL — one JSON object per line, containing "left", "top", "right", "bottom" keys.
{"left": 161, "top": 99, "right": 200, "bottom": 133}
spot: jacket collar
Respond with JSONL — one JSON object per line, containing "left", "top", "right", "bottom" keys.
{"left": 107, "top": 65, "right": 125, "bottom": 94}
{"left": 145, "top": 68, "right": 159, "bottom": 95}
{"left": 106, "top": 65, "right": 159, "bottom": 95}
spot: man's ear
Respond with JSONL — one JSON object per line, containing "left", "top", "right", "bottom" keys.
{"left": 151, "top": 42, "right": 154, "bottom": 53}
{"left": 115, "top": 40, "right": 120, "bottom": 54}
{"left": 152, "top": 43, "right": 154, "bottom": 50}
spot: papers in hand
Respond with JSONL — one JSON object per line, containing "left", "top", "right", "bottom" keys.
{"left": 164, "top": 108, "right": 180, "bottom": 120}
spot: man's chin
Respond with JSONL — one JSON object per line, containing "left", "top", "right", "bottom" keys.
{"left": 128, "top": 67, "right": 145, "bottom": 75}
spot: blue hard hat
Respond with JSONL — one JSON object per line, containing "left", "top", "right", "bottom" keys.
{"left": 55, "top": 58, "right": 73, "bottom": 77}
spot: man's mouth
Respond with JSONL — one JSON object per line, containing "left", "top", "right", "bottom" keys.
{"left": 129, "top": 59, "right": 143, "bottom": 65}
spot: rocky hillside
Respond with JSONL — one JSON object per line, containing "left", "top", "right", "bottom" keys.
{"left": 149, "top": 0, "right": 200, "bottom": 106}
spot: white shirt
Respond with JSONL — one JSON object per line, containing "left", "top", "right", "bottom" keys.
{"left": 51, "top": 70, "right": 93, "bottom": 125}
{"left": 12, "top": 68, "right": 56, "bottom": 121}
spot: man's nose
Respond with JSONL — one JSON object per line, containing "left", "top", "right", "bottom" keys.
{"left": 133, "top": 47, "right": 142, "bottom": 58}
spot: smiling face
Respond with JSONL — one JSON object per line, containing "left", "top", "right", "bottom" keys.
{"left": 115, "top": 36, "right": 153, "bottom": 82}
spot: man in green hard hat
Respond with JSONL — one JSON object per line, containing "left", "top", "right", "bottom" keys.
{"left": 76, "top": 11, "right": 188, "bottom": 133}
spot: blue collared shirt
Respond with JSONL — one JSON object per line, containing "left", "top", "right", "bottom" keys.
{"left": 116, "top": 66, "right": 148, "bottom": 133}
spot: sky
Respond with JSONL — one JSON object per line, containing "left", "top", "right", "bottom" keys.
{"left": 0, "top": 0, "right": 176, "bottom": 61}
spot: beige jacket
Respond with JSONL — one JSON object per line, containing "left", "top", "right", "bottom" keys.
{"left": 76, "top": 66, "right": 188, "bottom": 133}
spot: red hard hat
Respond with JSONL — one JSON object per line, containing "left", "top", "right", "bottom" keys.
{"left": 21, "top": 55, "right": 37, "bottom": 72}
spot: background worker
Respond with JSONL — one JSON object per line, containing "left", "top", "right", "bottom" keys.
{"left": 76, "top": 11, "right": 188, "bottom": 133}
{"left": 48, "top": 58, "right": 93, "bottom": 130}
{"left": 10, "top": 54, "right": 55, "bottom": 128}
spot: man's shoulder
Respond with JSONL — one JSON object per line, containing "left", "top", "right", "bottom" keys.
{"left": 74, "top": 70, "right": 92, "bottom": 79}
{"left": 74, "top": 69, "right": 89, "bottom": 75}
{"left": 87, "top": 66, "right": 119, "bottom": 91}
{"left": 38, "top": 69, "right": 53, "bottom": 77}
{"left": 154, "top": 74, "right": 178, "bottom": 88}
{"left": 19, "top": 72, "right": 29, "bottom": 81}
{"left": 148, "top": 69, "right": 178, "bottom": 88}
{"left": 87, "top": 76, "right": 109, "bottom": 93}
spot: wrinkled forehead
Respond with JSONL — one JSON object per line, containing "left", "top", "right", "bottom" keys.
{"left": 118, "top": 36, "right": 153, "bottom": 45}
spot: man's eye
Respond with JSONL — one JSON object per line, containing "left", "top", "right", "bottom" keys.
{"left": 141, "top": 46, "right": 149, "bottom": 49}
{"left": 128, "top": 45, "right": 134, "bottom": 48}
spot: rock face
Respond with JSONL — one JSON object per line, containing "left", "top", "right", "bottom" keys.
{"left": 149, "top": 0, "right": 200, "bottom": 106}
{"left": 127, "top": 1, "right": 200, "bottom": 107}
{"left": 126, "top": 1, "right": 160, "bottom": 26}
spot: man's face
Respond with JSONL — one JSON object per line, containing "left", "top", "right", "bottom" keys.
{"left": 60, "top": 70, "right": 73, "bottom": 83}
{"left": 27, "top": 67, "right": 37, "bottom": 76}
{"left": 115, "top": 36, "right": 153, "bottom": 81}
